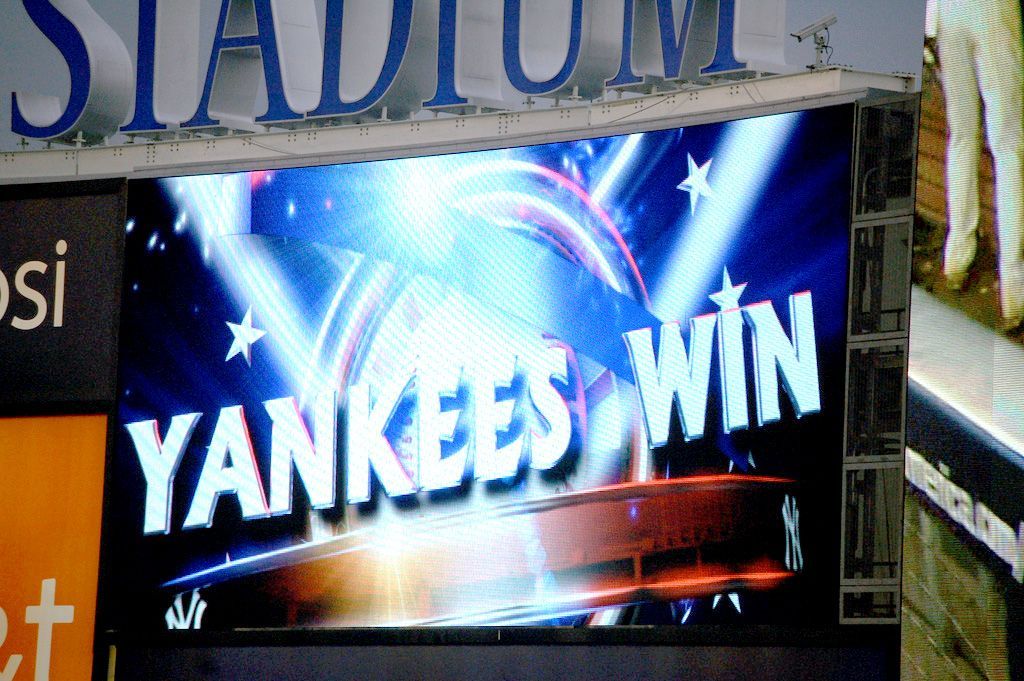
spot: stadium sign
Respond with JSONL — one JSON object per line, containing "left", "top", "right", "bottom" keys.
{"left": 10, "top": 0, "right": 788, "bottom": 143}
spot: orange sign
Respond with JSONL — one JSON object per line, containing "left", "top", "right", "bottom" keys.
{"left": 0, "top": 415, "right": 107, "bottom": 681}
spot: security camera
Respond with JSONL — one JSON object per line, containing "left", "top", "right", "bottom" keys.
{"left": 791, "top": 13, "right": 837, "bottom": 42}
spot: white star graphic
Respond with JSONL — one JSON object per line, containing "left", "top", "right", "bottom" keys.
{"left": 708, "top": 267, "right": 747, "bottom": 311}
{"left": 225, "top": 306, "right": 266, "bottom": 367}
{"left": 676, "top": 153, "right": 714, "bottom": 215}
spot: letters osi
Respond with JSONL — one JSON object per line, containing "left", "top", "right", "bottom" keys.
{"left": 0, "top": 241, "right": 67, "bottom": 331}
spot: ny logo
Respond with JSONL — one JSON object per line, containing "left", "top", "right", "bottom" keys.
{"left": 165, "top": 590, "right": 207, "bottom": 630}
{"left": 782, "top": 494, "right": 803, "bottom": 572}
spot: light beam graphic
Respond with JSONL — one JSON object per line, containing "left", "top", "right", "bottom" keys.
{"left": 653, "top": 113, "right": 802, "bottom": 321}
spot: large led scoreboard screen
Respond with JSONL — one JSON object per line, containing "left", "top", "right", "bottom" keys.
{"left": 101, "top": 104, "right": 854, "bottom": 632}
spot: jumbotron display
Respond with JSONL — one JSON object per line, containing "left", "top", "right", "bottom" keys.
{"left": 101, "top": 104, "right": 854, "bottom": 631}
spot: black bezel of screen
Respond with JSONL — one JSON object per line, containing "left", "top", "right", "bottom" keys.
{"left": 95, "top": 101, "right": 878, "bottom": 652}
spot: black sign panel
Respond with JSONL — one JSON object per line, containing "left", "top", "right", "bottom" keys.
{"left": 0, "top": 180, "right": 125, "bottom": 413}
